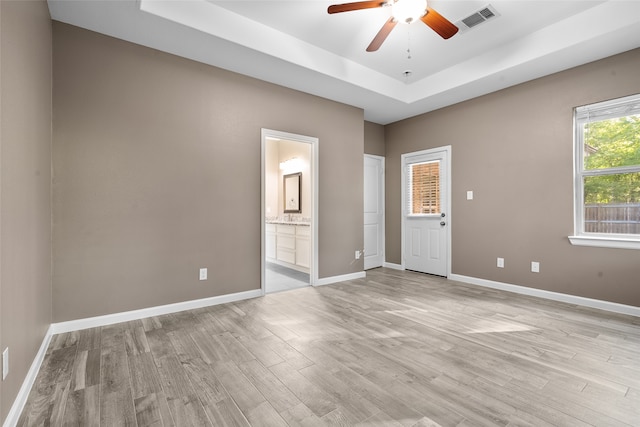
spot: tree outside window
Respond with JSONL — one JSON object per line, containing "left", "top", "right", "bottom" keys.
{"left": 574, "top": 94, "right": 640, "bottom": 240}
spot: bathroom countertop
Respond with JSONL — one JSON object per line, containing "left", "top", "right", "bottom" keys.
{"left": 266, "top": 220, "right": 310, "bottom": 226}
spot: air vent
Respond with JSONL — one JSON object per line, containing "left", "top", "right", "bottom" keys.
{"left": 456, "top": 5, "right": 500, "bottom": 32}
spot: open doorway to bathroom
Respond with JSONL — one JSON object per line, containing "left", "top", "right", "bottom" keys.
{"left": 261, "top": 129, "right": 318, "bottom": 294}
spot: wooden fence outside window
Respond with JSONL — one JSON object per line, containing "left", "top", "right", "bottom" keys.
{"left": 584, "top": 203, "right": 640, "bottom": 234}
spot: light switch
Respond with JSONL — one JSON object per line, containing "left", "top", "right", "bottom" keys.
{"left": 466, "top": 191, "right": 473, "bottom": 200}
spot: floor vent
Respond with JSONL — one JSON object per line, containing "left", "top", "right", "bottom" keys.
{"left": 456, "top": 4, "right": 500, "bottom": 32}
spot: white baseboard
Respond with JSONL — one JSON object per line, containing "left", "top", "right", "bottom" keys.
{"left": 51, "top": 289, "right": 263, "bottom": 335}
{"left": 383, "top": 262, "right": 403, "bottom": 270}
{"left": 4, "top": 289, "right": 262, "bottom": 427}
{"left": 450, "top": 274, "right": 640, "bottom": 317}
{"left": 314, "top": 271, "right": 366, "bottom": 287}
{"left": 3, "top": 325, "right": 54, "bottom": 427}
{"left": 9, "top": 271, "right": 635, "bottom": 427}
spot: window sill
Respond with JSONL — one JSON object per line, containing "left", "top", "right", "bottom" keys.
{"left": 568, "top": 235, "right": 640, "bottom": 250}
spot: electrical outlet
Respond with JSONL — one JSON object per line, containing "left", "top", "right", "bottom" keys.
{"left": 466, "top": 190, "right": 474, "bottom": 200}
{"left": 531, "top": 261, "right": 540, "bottom": 273}
{"left": 2, "top": 348, "right": 8, "bottom": 380}
{"left": 497, "top": 257, "right": 504, "bottom": 268}
{"left": 355, "top": 250, "right": 361, "bottom": 260}
{"left": 199, "top": 268, "right": 207, "bottom": 281}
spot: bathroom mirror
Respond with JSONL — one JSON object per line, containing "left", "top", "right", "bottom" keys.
{"left": 283, "top": 172, "right": 301, "bottom": 213}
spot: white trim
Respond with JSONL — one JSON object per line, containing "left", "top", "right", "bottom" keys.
{"left": 314, "top": 271, "right": 366, "bottom": 287}
{"left": 311, "top": 137, "right": 319, "bottom": 285}
{"left": 3, "top": 325, "right": 54, "bottom": 427}
{"left": 568, "top": 235, "right": 640, "bottom": 250}
{"left": 51, "top": 289, "right": 262, "bottom": 334}
{"left": 261, "top": 131, "right": 267, "bottom": 296}
{"left": 573, "top": 94, "right": 640, "bottom": 243}
{"left": 450, "top": 274, "right": 640, "bottom": 318}
{"left": 383, "top": 262, "right": 404, "bottom": 270}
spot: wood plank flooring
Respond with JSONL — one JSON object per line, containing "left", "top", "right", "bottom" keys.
{"left": 17, "top": 268, "right": 640, "bottom": 426}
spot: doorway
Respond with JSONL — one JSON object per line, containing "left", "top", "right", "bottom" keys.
{"left": 261, "top": 129, "right": 318, "bottom": 294}
{"left": 364, "top": 154, "right": 385, "bottom": 270}
{"left": 401, "top": 146, "right": 451, "bottom": 277}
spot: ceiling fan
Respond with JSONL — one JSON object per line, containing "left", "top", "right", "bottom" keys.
{"left": 328, "top": 0, "right": 458, "bottom": 52}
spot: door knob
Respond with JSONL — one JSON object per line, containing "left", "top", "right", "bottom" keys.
{"left": 440, "top": 221, "right": 446, "bottom": 226}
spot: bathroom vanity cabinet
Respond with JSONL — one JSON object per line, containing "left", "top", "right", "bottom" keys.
{"left": 266, "top": 223, "right": 310, "bottom": 273}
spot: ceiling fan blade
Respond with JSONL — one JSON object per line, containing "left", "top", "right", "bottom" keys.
{"left": 420, "top": 7, "right": 458, "bottom": 39}
{"left": 366, "top": 17, "right": 397, "bottom": 52}
{"left": 328, "top": 1, "right": 387, "bottom": 14}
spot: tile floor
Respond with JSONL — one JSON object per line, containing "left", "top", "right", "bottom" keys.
{"left": 265, "top": 262, "right": 309, "bottom": 293}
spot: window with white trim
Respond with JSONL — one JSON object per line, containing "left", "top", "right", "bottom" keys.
{"left": 570, "top": 93, "right": 640, "bottom": 250}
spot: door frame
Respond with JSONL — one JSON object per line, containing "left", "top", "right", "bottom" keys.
{"left": 364, "top": 154, "right": 385, "bottom": 270}
{"left": 261, "top": 129, "right": 319, "bottom": 294}
{"left": 401, "top": 146, "right": 452, "bottom": 277}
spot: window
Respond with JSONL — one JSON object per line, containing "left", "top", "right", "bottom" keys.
{"left": 408, "top": 161, "right": 441, "bottom": 215}
{"left": 570, "top": 93, "right": 640, "bottom": 249}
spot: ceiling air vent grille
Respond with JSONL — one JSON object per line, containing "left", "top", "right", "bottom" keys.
{"left": 456, "top": 5, "right": 500, "bottom": 32}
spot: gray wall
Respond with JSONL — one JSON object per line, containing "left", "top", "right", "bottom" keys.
{"left": 0, "top": 0, "right": 52, "bottom": 423}
{"left": 364, "top": 121, "right": 385, "bottom": 156}
{"left": 52, "top": 23, "right": 364, "bottom": 322}
{"left": 385, "top": 48, "right": 640, "bottom": 307}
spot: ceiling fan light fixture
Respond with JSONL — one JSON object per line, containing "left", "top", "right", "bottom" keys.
{"left": 327, "top": 0, "right": 457, "bottom": 50}
{"left": 392, "top": 0, "right": 427, "bottom": 24}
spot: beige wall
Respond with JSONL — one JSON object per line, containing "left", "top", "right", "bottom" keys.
{"left": 52, "top": 22, "right": 364, "bottom": 322}
{"left": 0, "top": 0, "right": 52, "bottom": 423}
{"left": 385, "top": 48, "right": 640, "bottom": 307}
{"left": 364, "top": 121, "right": 385, "bottom": 156}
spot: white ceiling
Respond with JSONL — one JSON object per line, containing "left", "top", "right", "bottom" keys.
{"left": 47, "top": 0, "right": 640, "bottom": 124}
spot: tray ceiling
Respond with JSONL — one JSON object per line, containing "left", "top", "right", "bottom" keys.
{"left": 48, "top": 0, "right": 640, "bottom": 124}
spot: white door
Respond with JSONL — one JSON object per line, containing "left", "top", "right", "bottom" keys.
{"left": 402, "top": 147, "right": 450, "bottom": 277}
{"left": 364, "top": 155, "right": 384, "bottom": 269}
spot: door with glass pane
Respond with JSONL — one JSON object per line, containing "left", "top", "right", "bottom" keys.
{"left": 402, "top": 147, "right": 450, "bottom": 276}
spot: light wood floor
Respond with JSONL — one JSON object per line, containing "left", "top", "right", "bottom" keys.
{"left": 17, "top": 268, "right": 640, "bottom": 426}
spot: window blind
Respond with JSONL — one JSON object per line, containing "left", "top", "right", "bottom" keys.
{"left": 575, "top": 93, "right": 640, "bottom": 123}
{"left": 407, "top": 161, "right": 440, "bottom": 215}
